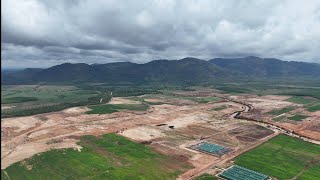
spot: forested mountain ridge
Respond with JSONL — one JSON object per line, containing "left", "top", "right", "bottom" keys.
{"left": 2, "top": 57, "right": 320, "bottom": 84}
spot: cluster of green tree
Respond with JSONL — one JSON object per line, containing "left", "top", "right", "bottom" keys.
{"left": 112, "top": 88, "right": 162, "bottom": 97}
{"left": 2, "top": 102, "right": 86, "bottom": 118}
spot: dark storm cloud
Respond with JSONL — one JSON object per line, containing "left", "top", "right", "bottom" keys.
{"left": 1, "top": 0, "right": 320, "bottom": 68}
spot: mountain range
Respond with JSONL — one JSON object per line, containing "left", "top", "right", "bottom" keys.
{"left": 2, "top": 56, "right": 320, "bottom": 85}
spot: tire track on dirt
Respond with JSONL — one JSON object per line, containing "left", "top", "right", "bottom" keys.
{"left": 1, "top": 121, "right": 45, "bottom": 160}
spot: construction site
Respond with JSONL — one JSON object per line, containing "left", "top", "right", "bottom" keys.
{"left": 1, "top": 89, "right": 319, "bottom": 179}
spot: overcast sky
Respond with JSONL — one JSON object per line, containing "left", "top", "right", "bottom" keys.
{"left": 2, "top": 0, "right": 320, "bottom": 68}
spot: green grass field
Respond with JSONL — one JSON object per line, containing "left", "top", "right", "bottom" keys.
{"left": 286, "top": 96, "right": 319, "bottom": 104}
{"left": 1, "top": 85, "right": 110, "bottom": 118}
{"left": 213, "top": 81, "right": 320, "bottom": 99}
{"left": 86, "top": 104, "right": 149, "bottom": 114}
{"left": 194, "top": 173, "right": 218, "bottom": 180}
{"left": 285, "top": 95, "right": 320, "bottom": 113}
{"left": 272, "top": 115, "right": 286, "bottom": 121}
{"left": 307, "top": 104, "right": 320, "bottom": 112}
{"left": 1, "top": 85, "right": 99, "bottom": 107}
{"left": 288, "top": 115, "right": 309, "bottom": 121}
{"left": 235, "top": 135, "right": 320, "bottom": 180}
{"left": 268, "top": 106, "right": 294, "bottom": 115}
{"left": 1, "top": 85, "right": 100, "bottom": 105}
{"left": 1, "top": 134, "right": 190, "bottom": 180}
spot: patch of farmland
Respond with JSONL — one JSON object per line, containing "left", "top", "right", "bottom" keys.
{"left": 1, "top": 134, "right": 191, "bottom": 180}
{"left": 286, "top": 96, "right": 319, "bottom": 105}
{"left": 235, "top": 135, "right": 320, "bottom": 179}
{"left": 272, "top": 115, "right": 286, "bottom": 121}
{"left": 288, "top": 114, "right": 309, "bottom": 121}
{"left": 267, "top": 106, "right": 295, "bottom": 115}
{"left": 307, "top": 103, "right": 320, "bottom": 112}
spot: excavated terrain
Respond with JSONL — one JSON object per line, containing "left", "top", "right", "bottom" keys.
{"left": 1, "top": 92, "right": 319, "bottom": 179}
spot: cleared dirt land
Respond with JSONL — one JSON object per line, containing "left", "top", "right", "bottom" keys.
{"left": 1, "top": 89, "right": 319, "bottom": 179}
{"left": 233, "top": 95, "right": 320, "bottom": 141}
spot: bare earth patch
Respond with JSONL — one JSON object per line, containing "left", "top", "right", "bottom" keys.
{"left": 1, "top": 138, "right": 81, "bottom": 169}
{"left": 121, "top": 126, "right": 165, "bottom": 141}
{"left": 246, "top": 97, "right": 295, "bottom": 110}
{"left": 2, "top": 116, "right": 42, "bottom": 134}
{"left": 144, "top": 98, "right": 167, "bottom": 103}
{"left": 1, "top": 106, "right": 16, "bottom": 110}
{"left": 63, "top": 107, "right": 90, "bottom": 114}
{"left": 234, "top": 94, "right": 319, "bottom": 141}
{"left": 109, "top": 97, "right": 140, "bottom": 104}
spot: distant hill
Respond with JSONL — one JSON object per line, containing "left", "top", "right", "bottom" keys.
{"left": 2, "top": 68, "right": 44, "bottom": 84}
{"left": 2, "top": 57, "right": 320, "bottom": 85}
{"left": 210, "top": 56, "right": 320, "bottom": 78}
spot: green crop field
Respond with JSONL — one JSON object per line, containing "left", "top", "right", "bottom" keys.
{"left": 213, "top": 81, "right": 320, "bottom": 98}
{"left": 86, "top": 104, "right": 149, "bottom": 114}
{"left": 286, "top": 96, "right": 319, "bottom": 105}
{"left": 1, "top": 85, "right": 100, "bottom": 105}
{"left": 267, "top": 106, "right": 294, "bottom": 115}
{"left": 1, "top": 85, "right": 111, "bottom": 118}
{"left": 272, "top": 115, "right": 286, "bottom": 121}
{"left": 1, "top": 134, "right": 190, "bottom": 180}
{"left": 1, "top": 85, "right": 99, "bottom": 105}
{"left": 288, "top": 115, "right": 309, "bottom": 121}
{"left": 194, "top": 173, "right": 218, "bottom": 180}
{"left": 235, "top": 135, "right": 320, "bottom": 180}
{"left": 307, "top": 104, "right": 320, "bottom": 112}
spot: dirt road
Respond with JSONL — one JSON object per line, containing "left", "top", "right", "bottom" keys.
{"left": 186, "top": 95, "right": 319, "bottom": 180}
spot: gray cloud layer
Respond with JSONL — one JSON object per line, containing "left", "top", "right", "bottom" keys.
{"left": 2, "top": 0, "right": 320, "bottom": 68}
